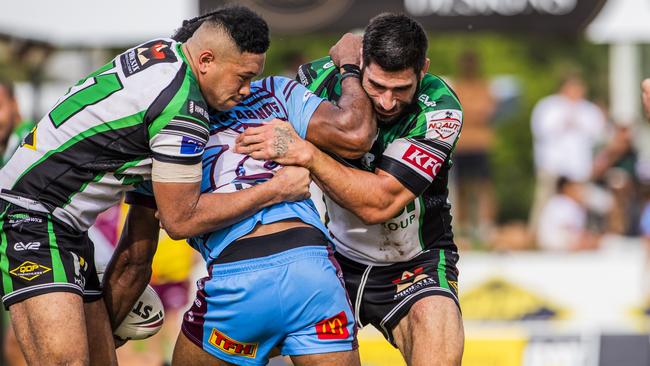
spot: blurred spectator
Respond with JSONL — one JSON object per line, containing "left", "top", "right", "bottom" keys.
{"left": 641, "top": 189, "right": 650, "bottom": 300}
{"left": 537, "top": 177, "right": 599, "bottom": 251}
{"left": 0, "top": 80, "right": 34, "bottom": 167}
{"left": 642, "top": 79, "right": 650, "bottom": 121}
{"left": 452, "top": 50, "right": 497, "bottom": 246}
{"left": 529, "top": 73, "right": 606, "bottom": 236}
{"left": 592, "top": 122, "right": 639, "bottom": 235}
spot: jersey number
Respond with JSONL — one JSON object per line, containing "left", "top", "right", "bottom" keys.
{"left": 49, "top": 72, "right": 123, "bottom": 128}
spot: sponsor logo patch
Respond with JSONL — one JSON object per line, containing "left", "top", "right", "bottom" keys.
{"left": 401, "top": 145, "right": 443, "bottom": 179}
{"left": 7, "top": 213, "right": 43, "bottom": 228}
{"left": 392, "top": 267, "right": 437, "bottom": 299}
{"left": 180, "top": 136, "right": 206, "bottom": 155}
{"left": 13, "top": 241, "right": 41, "bottom": 251}
{"left": 208, "top": 328, "right": 258, "bottom": 358}
{"left": 10, "top": 261, "right": 51, "bottom": 281}
{"left": 315, "top": 311, "right": 349, "bottom": 340}
{"left": 418, "top": 94, "right": 437, "bottom": 108}
{"left": 297, "top": 64, "right": 315, "bottom": 86}
{"left": 188, "top": 100, "right": 209, "bottom": 122}
{"left": 425, "top": 109, "right": 462, "bottom": 141}
{"left": 121, "top": 40, "right": 177, "bottom": 77}
{"left": 21, "top": 126, "right": 37, "bottom": 150}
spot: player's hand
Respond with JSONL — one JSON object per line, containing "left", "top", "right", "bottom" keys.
{"left": 234, "top": 119, "right": 314, "bottom": 168}
{"left": 330, "top": 33, "right": 362, "bottom": 67}
{"left": 271, "top": 166, "right": 311, "bottom": 202}
{"left": 642, "top": 79, "right": 650, "bottom": 121}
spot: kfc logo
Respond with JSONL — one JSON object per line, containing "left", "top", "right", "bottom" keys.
{"left": 402, "top": 145, "right": 443, "bottom": 178}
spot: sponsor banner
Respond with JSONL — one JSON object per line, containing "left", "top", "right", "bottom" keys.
{"left": 459, "top": 245, "right": 648, "bottom": 329}
{"left": 201, "top": 0, "right": 606, "bottom": 34}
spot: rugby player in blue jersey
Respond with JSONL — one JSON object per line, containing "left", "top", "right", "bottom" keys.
{"left": 115, "top": 12, "right": 376, "bottom": 366}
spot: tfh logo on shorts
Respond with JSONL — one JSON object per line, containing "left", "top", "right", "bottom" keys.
{"left": 9, "top": 261, "right": 51, "bottom": 281}
{"left": 208, "top": 328, "right": 258, "bottom": 358}
{"left": 402, "top": 145, "right": 443, "bottom": 179}
{"left": 315, "top": 311, "right": 349, "bottom": 340}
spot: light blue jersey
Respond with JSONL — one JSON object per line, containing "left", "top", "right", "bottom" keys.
{"left": 188, "top": 76, "right": 327, "bottom": 264}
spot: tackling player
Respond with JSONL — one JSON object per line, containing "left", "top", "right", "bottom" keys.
{"left": 236, "top": 13, "right": 464, "bottom": 366}
{"left": 0, "top": 6, "right": 312, "bottom": 366}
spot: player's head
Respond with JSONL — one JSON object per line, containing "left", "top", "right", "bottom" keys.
{"left": 558, "top": 72, "right": 586, "bottom": 102}
{"left": 176, "top": 6, "right": 269, "bottom": 111}
{"left": 361, "top": 13, "right": 430, "bottom": 125}
{"left": 0, "top": 80, "right": 19, "bottom": 143}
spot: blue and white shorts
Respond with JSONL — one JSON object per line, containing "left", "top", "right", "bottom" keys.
{"left": 182, "top": 228, "right": 357, "bottom": 365}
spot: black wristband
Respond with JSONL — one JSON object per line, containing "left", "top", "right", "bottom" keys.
{"left": 340, "top": 72, "right": 361, "bottom": 82}
{"left": 340, "top": 64, "right": 361, "bottom": 76}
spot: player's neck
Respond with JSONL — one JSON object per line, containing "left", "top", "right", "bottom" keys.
{"left": 182, "top": 43, "right": 199, "bottom": 80}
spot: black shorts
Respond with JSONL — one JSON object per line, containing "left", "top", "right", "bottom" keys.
{"left": 335, "top": 249, "right": 460, "bottom": 346}
{"left": 0, "top": 200, "right": 101, "bottom": 309}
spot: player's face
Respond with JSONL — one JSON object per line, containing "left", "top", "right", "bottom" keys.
{"left": 361, "top": 62, "right": 419, "bottom": 125}
{"left": 202, "top": 52, "right": 265, "bottom": 111}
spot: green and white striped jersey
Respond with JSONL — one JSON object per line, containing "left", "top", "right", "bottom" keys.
{"left": 0, "top": 39, "right": 209, "bottom": 231}
{"left": 298, "top": 56, "right": 463, "bottom": 265}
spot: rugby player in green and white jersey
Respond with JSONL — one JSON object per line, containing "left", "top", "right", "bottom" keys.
{"left": 236, "top": 13, "right": 464, "bottom": 366}
{"left": 0, "top": 7, "right": 313, "bottom": 366}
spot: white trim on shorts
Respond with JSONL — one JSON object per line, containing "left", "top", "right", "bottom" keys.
{"left": 2, "top": 282, "right": 83, "bottom": 304}
{"left": 379, "top": 286, "right": 458, "bottom": 344}
{"left": 355, "top": 264, "right": 373, "bottom": 327}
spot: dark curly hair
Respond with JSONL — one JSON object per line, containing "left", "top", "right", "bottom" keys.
{"left": 363, "top": 13, "right": 428, "bottom": 73}
{"left": 172, "top": 5, "right": 269, "bottom": 54}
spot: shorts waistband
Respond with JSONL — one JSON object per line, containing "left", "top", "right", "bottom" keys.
{"left": 211, "top": 246, "right": 330, "bottom": 276}
{"left": 214, "top": 226, "right": 327, "bottom": 264}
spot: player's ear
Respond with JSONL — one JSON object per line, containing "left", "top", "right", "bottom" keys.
{"left": 197, "top": 50, "right": 215, "bottom": 74}
{"left": 420, "top": 58, "right": 430, "bottom": 79}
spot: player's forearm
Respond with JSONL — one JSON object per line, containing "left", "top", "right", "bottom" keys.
{"left": 333, "top": 76, "right": 375, "bottom": 154}
{"left": 164, "top": 182, "right": 284, "bottom": 239}
{"left": 308, "top": 145, "right": 394, "bottom": 224}
{"left": 104, "top": 206, "right": 159, "bottom": 330}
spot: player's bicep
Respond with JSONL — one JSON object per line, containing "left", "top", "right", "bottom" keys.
{"left": 306, "top": 100, "right": 373, "bottom": 158}
{"left": 374, "top": 168, "right": 417, "bottom": 217}
{"left": 279, "top": 77, "right": 324, "bottom": 139}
